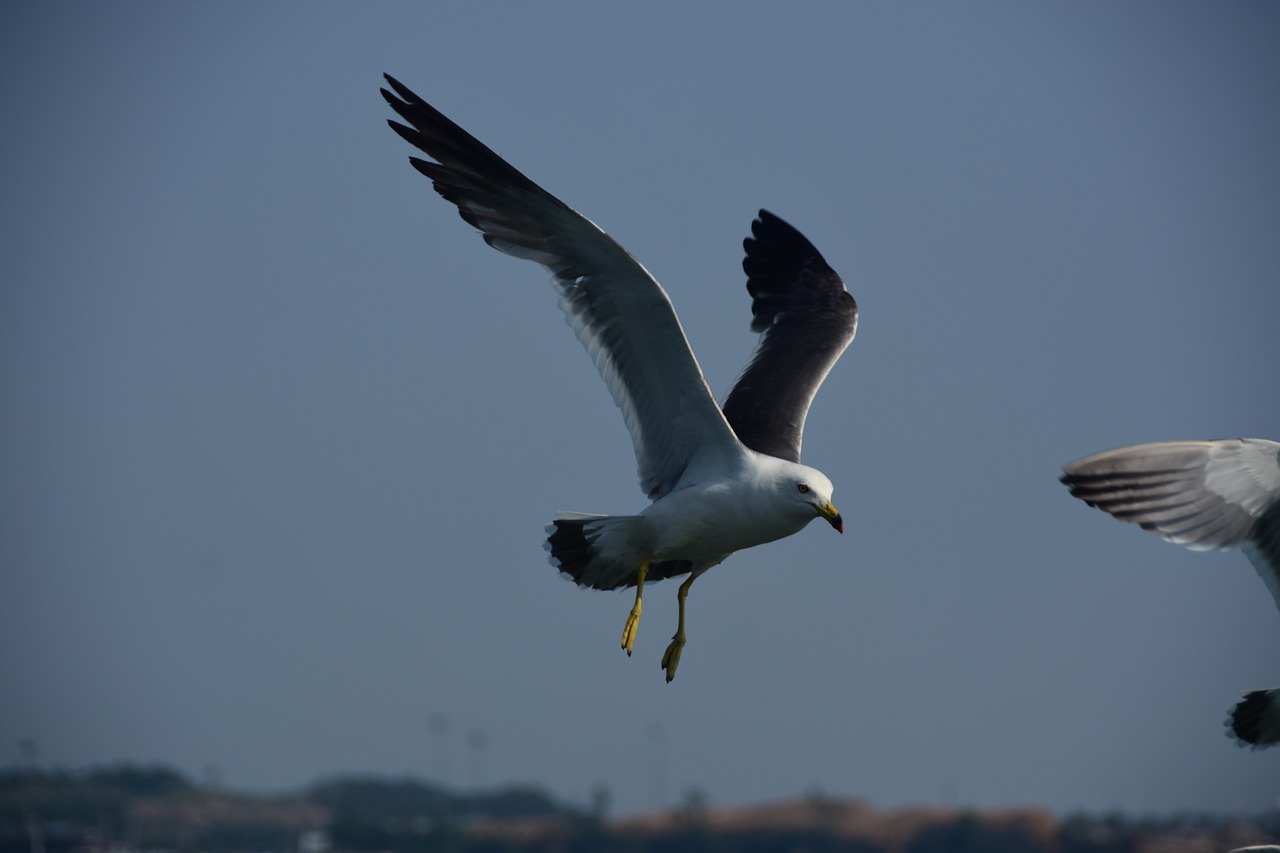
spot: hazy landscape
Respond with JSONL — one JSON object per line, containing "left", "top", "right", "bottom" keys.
{"left": 2, "top": 763, "right": 1276, "bottom": 853}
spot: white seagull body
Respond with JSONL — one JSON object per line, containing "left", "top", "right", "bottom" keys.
{"left": 1061, "top": 438, "right": 1280, "bottom": 749}
{"left": 382, "top": 75, "right": 856, "bottom": 681}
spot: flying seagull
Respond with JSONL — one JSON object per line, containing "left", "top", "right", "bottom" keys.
{"left": 381, "top": 75, "right": 856, "bottom": 681}
{"left": 1060, "top": 438, "right": 1280, "bottom": 749}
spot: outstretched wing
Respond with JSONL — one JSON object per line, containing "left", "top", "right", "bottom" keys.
{"left": 382, "top": 75, "right": 742, "bottom": 499}
{"left": 720, "top": 210, "right": 858, "bottom": 462}
{"left": 1060, "top": 438, "right": 1280, "bottom": 615}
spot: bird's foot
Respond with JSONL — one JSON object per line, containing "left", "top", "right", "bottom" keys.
{"left": 621, "top": 600, "right": 642, "bottom": 656}
{"left": 621, "top": 558, "right": 652, "bottom": 656}
{"left": 661, "top": 630, "right": 685, "bottom": 682}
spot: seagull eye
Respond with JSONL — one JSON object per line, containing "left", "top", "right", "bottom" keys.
{"left": 797, "top": 484, "right": 810, "bottom": 494}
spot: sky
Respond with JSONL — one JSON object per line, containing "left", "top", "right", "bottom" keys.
{"left": 2, "top": 1, "right": 1278, "bottom": 819}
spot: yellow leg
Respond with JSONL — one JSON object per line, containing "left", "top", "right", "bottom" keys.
{"left": 620, "top": 556, "right": 653, "bottom": 656}
{"left": 661, "top": 574, "right": 698, "bottom": 682}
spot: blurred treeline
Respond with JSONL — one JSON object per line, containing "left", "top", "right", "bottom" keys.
{"left": 0, "top": 763, "right": 1275, "bottom": 853}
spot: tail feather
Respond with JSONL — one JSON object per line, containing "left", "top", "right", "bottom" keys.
{"left": 1226, "top": 687, "right": 1280, "bottom": 750}
{"left": 545, "top": 512, "right": 692, "bottom": 590}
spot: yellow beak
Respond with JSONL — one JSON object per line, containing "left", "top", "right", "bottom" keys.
{"left": 818, "top": 501, "right": 843, "bottom": 534}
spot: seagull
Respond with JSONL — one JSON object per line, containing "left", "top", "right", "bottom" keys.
{"left": 1060, "top": 438, "right": 1280, "bottom": 749}
{"left": 381, "top": 75, "right": 856, "bottom": 681}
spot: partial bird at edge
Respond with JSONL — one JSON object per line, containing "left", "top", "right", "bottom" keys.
{"left": 1061, "top": 438, "right": 1280, "bottom": 749}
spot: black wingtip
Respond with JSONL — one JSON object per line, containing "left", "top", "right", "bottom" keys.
{"left": 381, "top": 73, "right": 413, "bottom": 102}
{"left": 746, "top": 209, "right": 824, "bottom": 259}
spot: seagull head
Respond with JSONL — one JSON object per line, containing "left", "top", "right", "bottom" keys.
{"left": 785, "top": 463, "right": 843, "bottom": 534}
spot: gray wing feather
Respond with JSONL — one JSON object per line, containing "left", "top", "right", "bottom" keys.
{"left": 382, "top": 75, "right": 741, "bottom": 499}
{"left": 1061, "top": 439, "right": 1280, "bottom": 615}
{"left": 1243, "top": 497, "right": 1280, "bottom": 619}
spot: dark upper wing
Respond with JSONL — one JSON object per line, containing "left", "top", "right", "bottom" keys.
{"left": 381, "top": 75, "right": 742, "bottom": 499}
{"left": 720, "top": 210, "right": 858, "bottom": 462}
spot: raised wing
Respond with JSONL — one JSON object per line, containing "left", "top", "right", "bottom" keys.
{"left": 720, "top": 210, "right": 858, "bottom": 462}
{"left": 382, "top": 74, "right": 742, "bottom": 499}
{"left": 1061, "top": 438, "right": 1280, "bottom": 615}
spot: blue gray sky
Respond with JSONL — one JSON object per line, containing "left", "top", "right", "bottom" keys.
{"left": 2, "top": 2, "right": 1277, "bottom": 817}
